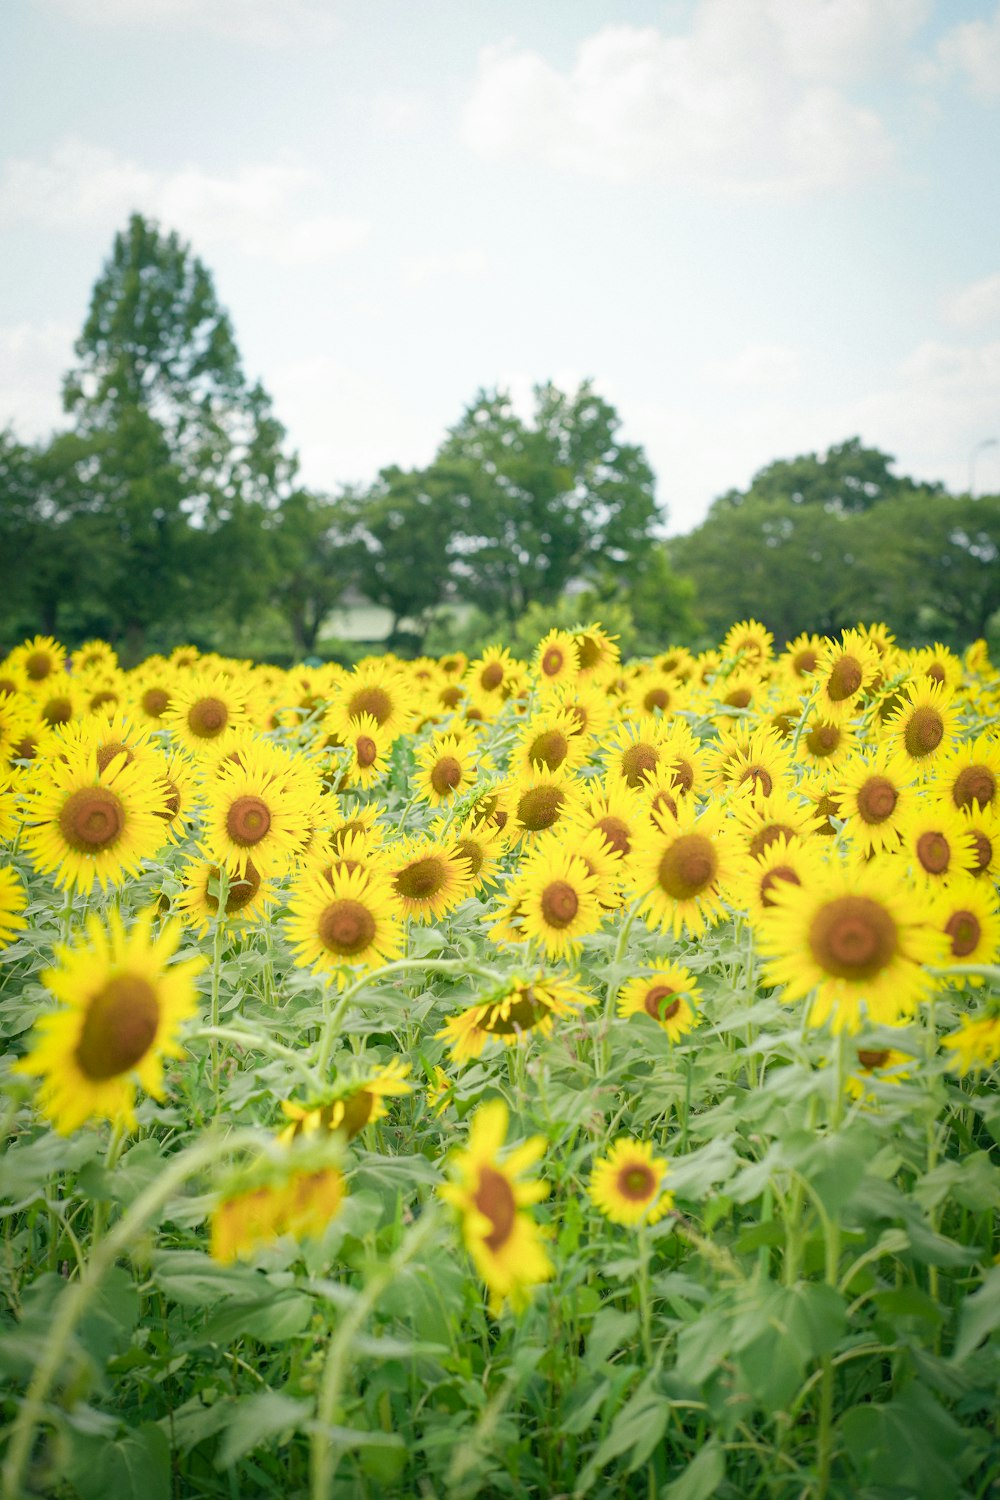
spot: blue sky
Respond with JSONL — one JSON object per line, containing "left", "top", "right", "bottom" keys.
{"left": 2, "top": 0, "right": 1000, "bottom": 530}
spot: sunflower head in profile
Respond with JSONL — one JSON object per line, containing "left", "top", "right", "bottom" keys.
{"left": 23, "top": 746, "right": 170, "bottom": 892}
{"left": 0, "top": 865, "right": 28, "bottom": 949}
{"left": 384, "top": 837, "right": 474, "bottom": 922}
{"left": 14, "top": 907, "right": 204, "bottom": 1134}
{"left": 616, "top": 965, "right": 700, "bottom": 1041}
{"left": 211, "top": 1153, "right": 346, "bottom": 1264}
{"left": 285, "top": 865, "right": 404, "bottom": 980}
{"left": 175, "top": 857, "right": 274, "bottom": 936}
{"left": 437, "top": 974, "right": 594, "bottom": 1062}
{"left": 589, "top": 1138, "right": 672, "bottom": 1228}
{"left": 439, "top": 1097, "right": 552, "bottom": 1315}
{"left": 756, "top": 860, "right": 944, "bottom": 1033}
{"left": 278, "top": 1058, "right": 412, "bottom": 1144}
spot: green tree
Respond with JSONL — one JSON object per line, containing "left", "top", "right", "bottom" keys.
{"left": 352, "top": 464, "right": 463, "bottom": 650}
{"left": 711, "top": 437, "right": 935, "bottom": 516}
{"left": 268, "top": 489, "right": 368, "bottom": 657}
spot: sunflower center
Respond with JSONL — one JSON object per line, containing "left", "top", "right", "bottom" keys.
{"left": 487, "top": 989, "right": 546, "bottom": 1035}
{"left": 541, "top": 647, "right": 565, "bottom": 678}
{"left": 541, "top": 880, "right": 579, "bottom": 929}
{"left": 577, "top": 635, "right": 601, "bottom": 670}
{"left": 806, "top": 723, "right": 840, "bottom": 757}
{"left": 188, "top": 696, "right": 229, "bottom": 739}
{"left": 809, "top": 896, "right": 897, "bottom": 979}
{"left": 157, "top": 779, "right": 182, "bottom": 820}
{"left": 338, "top": 1089, "right": 375, "bottom": 1138}
{"left": 970, "top": 830, "right": 991, "bottom": 875}
{"left": 904, "top": 706, "right": 944, "bottom": 758}
{"left": 96, "top": 740, "right": 134, "bottom": 774}
{"left": 439, "top": 685, "right": 462, "bottom": 709}
{"left": 75, "top": 975, "right": 160, "bottom": 1081}
{"left": 206, "top": 861, "right": 262, "bottom": 914}
{"left": 760, "top": 865, "right": 801, "bottom": 908}
{"left": 474, "top": 1165, "right": 517, "bottom": 1252}
{"left": 142, "top": 687, "right": 170, "bottom": 718}
{"left": 517, "top": 785, "right": 564, "bottom": 832}
{"left": 89, "top": 691, "right": 118, "bottom": 711}
{"left": 749, "top": 823, "right": 795, "bottom": 858}
{"left": 25, "top": 650, "right": 54, "bottom": 681}
{"left": 347, "top": 686, "right": 392, "bottom": 725}
{"left": 793, "top": 649, "right": 818, "bottom": 676}
{"left": 59, "top": 786, "right": 125, "bottom": 851}
{"left": 318, "top": 898, "right": 377, "bottom": 955}
{"left": 355, "top": 735, "right": 378, "bottom": 769}
{"left": 671, "top": 759, "right": 694, "bottom": 792}
{"left": 395, "top": 856, "right": 447, "bottom": 901}
{"left": 644, "top": 984, "right": 680, "bottom": 1022}
{"left": 431, "top": 755, "right": 462, "bottom": 795}
{"left": 657, "top": 833, "right": 717, "bottom": 901}
{"left": 226, "top": 795, "right": 272, "bottom": 847}
{"left": 480, "top": 662, "right": 505, "bottom": 691}
{"left": 857, "top": 1048, "right": 890, "bottom": 1070}
{"left": 42, "top": 696, "right": 73, "bottom": 726}
{"left": 952, "top": 765, "right": 995, "bottom": 810}
{"left": 621, "top": 743, "right": 658, "bottom": 787}
{"left": 739, "top": 765, "right": 773, "bottom": 797}
{"left": 945, "top": 909, "right": 980, "bottom": 957}
{"left": 827, "top": 657, "right": 863, "bottom": 702}
{"left": 617, "top": 1163, "right": 656, "bottom": 1202}
{"left": 454, "top": 837, "right": 484, "bottom": 876}
{"left": 596, "top": 814, "right": 630, "bottom": 855}
{"left": 644, "top": 687, "right": 670, "bottom": 712}
{"left": 857, "top": 776, "right": 898, "bottom": 824}
{"left": 529, "top": 730, "right": 569, "bottom": 771}
{"left": 915, "top": 831, "right": 950, "bottom": 874}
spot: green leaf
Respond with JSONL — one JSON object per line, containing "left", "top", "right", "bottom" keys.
{"left": 951, "top": 1264, "right": 1000, "bottom": 1364}
{"left": 69, "top": 1422, "right": 171, "bottom": 1500}
{"left": 662, "top": 1441, "right": 726, "bottom": 1500}
{"left": 215, "top": 1390, "right": 313, "bottom": 1469}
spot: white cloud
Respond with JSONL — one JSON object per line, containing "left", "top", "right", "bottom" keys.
{"left": 370, "top": 90, "right": 427, "bottom": 137}
{"left": 0, "top": 140, "right": 369, "bottom": 266}
{"left": 0, "top": 322, "right": 75, "bottom": 440}
{"left": 36, "top": 0, "right": 339, "bottom": 46}
{"left": 936, "top": 3, "right": 1000, "bottom": 101}
{"left": 710, "top": 343, "right": 801, "bottom": 386}
{"left": 462, "top": 2, "right": 907, "bottom": 191}
{"left": 944, "top": 271, "right": 1000, "bottom": 330}
{"left": 402, "top": 249, "right": 490, "bottom": 287}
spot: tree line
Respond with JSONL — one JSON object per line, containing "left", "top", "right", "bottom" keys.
{"left": 2, "top": 214, "right": 998, "bottom": 663}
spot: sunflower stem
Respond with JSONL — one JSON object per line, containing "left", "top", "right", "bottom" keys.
{"left": 597, "top": 895, "right": 643, "bottom": 1077}
{"left": 90, "top": 1116, "right": 127, "bottom": 1248}
{"left": 58, "top": 884, "right": 74, "bottom": 945}
{"left": 815, "top": 1029, "right": 847, "bottom": 1499}
{"left": 209, "top": 869, "right": 229, "bottom": 1107}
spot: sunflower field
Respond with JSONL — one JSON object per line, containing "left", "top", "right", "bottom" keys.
{"left": 0, "top": 623, "right": 999, "bottom": 1500}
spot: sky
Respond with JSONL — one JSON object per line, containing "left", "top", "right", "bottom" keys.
{"left": 2, "top": 0, "right": 1000, "bottom": 533}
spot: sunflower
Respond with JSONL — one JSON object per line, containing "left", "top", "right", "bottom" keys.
{"left": 546, "top": 677, "right": 614, "bottom": 741}
{"left": 0, "top": 772, "right": 21, "bottom": 841}
{"left": 728, "top": 787, "right": 824, "bottom": 858}
{"left": 722, "top": 618, "right": 774, "bottom": 670}
{"left": 0, "top": 865, "right": 28, "bottom": 948}
{"left": 962, "top": 804, "right": 1000, "bottom": 882}
{"left": 426, "top": 1064, "right": 454, "bottom": 1115}
{"left": 437, "top": 974, "right": 594, "bottom": 1062}
{"left": 439, "top": 1097, "right": 552, "bottom": 1314}
{"left": 837, "top": 747, "right": 916, "bottom": 855}
{"left": 812, "top": 630, "right": 879, "bottom": 721}
{"left": 165, "top": 671, "right": 250, "bottom": 756}
{"left": 844, "top": 1044, "right": 913, "bottom": 1102}
{"left": 211, "top": 1162, "right": 346, "bottom": 1263}
{"left": 72, "top": 638, "right": 118, "bottom": 675}
{"left": 603, "top": 716, "right": 669, "bottom": 790}
{"left": 533, "top": 629, "right": 580, "bottom": 689}
{"left": 153, "top": 750, "right": 202, "bottom": 844}
{"left": 756, "top": 861, "right": 943, "bottom": 1032}
{"left": 731, "top": 834, "right": 828, "bottom": 926}
{"left": 34, "top": 673, "right": 87, "bottom": 729}
{"left": 707, "top": 726, "right": 795, "bottom": 801}
{"left": 796, "top": 714, "right": 858, "bottom": 771}
{"left": 589, "top": 1139, "right": 672, "bottom": 1227}
{"left": 54, "top": 709, "right": 161, "bottom": 774}
{"left": 465, "top": 645, "right": 517, "bottom": 709}
{"left": 506, "top": 848, "right": 603, "bottom": 959}
{"left": 897, "top": 801, "right": 978, "bottom": 887}
{"left": 942, "top": 1011, "right": 1000, "bottom": 1075}
{"left": 712, "top": 668, "right": 763, "bottom": 716}
{"left": 330, "top": 712, "right": 391, "bottom": 791}
{"left": 23, "top": 746, "right": 169, "bottom": 892}
{"left": 327, "top": 800, "right": 384, "bottom": 855}
{"left": 383, "top": 836, "right": 474, "bottom": 923}
{"left": 14, "top": 907, "right": 204, "bottom": 1134}
{"left": 200, "top": 760, "right": 309, "bottom": 882}
{"left": 278, "top": 1058, "right": 413, "bottom": 1143}
{"left": 929, "top": 874, "right": 1000, "bottom": 984}
{"left": 915, "top": 642, "right": 964, "bottom": 692}
{"left": 413, "top": 731, "right": 482, "bottom": 806}
{"left": 285, "top": 865, "right": 404, "bottom": 978}
{"left": 887, "top": 680, "right": 960, "bottom": 768}
{"left": 10, "top": 634, "right": 66, "bottom": 685}
{"left": 434, "top": 812, "right": 507, "bottom": 893}
{"left": 781, "top": 632, "right": 824, "bottom": 683}
{"left": 129, "top": 661, "right": 177, "bottom": 727}
{"left": 567, "top": 778, "right": 644, "bottom": 870}
{"left": 616, "top": 965, "right": 700, "bottom": 1041}
{"left": 573, "top": 623, "right": 620, "bottom": 681}
{"left": 935, "top": 734, "right": 1000, "bottom": 814}
{"left": 509, "top": 771, "right": 582, "bottom": 843}
{"left": 175, "top": 858, "right": 274, "bottom": 936}
{"left": 513, "top": 706, "right": 592, "bottom": 778}
{"left": 630, "top": 801, "right": 739, "bottom": 938}
{"left": 334, "top": 660, "right": 416, "bottom": 743}
{"left": 623, "top": 666, "right": 687, "bottom": 721}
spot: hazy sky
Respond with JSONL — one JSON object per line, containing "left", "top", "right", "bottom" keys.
{"left": 2, "top": 0, "right": 1000, "bottom": 531}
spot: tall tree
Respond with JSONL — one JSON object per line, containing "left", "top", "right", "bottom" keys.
{"left": 711, "top": 437, "right": 936, "bottom": 516}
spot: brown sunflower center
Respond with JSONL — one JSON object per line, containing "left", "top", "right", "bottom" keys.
{"left": 59, "top": 786, "right": 125, "bottom": 851}
{"left": 952, "top": 764, "right": 995, "bottom": 810}
{"left": 945, "top": 909, "right": 980, "bottom": 957}
{"left": 617, "top": 1163, "right": 656, "bottom": 1201}
{"left": 142, "top": 687, "right": 170, "bottom": 718}
{"left": 188, "top": 696, "right": 229, "bottom": 739}
{"left": 89, "top": 691, "right": 118, "bottom": 711}
{"left": 904, "top": 706, "right": 944, "bottom": 758}
{"left": 206, "top": 861, "right": 262, "bottom": 914}
{"left": 96, "top": 740, "right": 134, "bottom": 774}
{"left": 42, "top": 696, "right": 73, "bottom": 726}
{"left": 454, "top": 837, "right": 484, "bottom": 876}
{"left": 970, "top": 830, "right": 992, "bottom": 875}
{"left": 475, "top": 1165, "right": 517, "bottom": 1252}
{"left": 857, "top": 775, "right": 898, "bottom": 824}
{"left": 621, "top": 742, "right": 658, "bottom": 787}
{"left": 650, "top": 789, "right": 678, "bottom": 822}
{"left": 793, "top": 649, "right": 818, "bottom": 677}
{"left": 760, "top": 865, "right": 801, "bottom": 908}
{"left": 75, "top": 975, "right": 160, "bottom": 1081}
{"left": 479, "top": 662, "right": 505, "bottom": 691}
{"left": 157, "top": 779, "right": 182, "bottom": 820}
{"left": 25, "top": 650, "right": 54, "bottom": 681}
{"left": 541, "top": 880, "right": 579, "bottom": 929}
{"left": 809, "top": 896, "right": 897, "bottom": 979}
{"left": 657, "top": 833, "right": 718, "bottom": 901}
{"left": 355, "top": 735, "right": 378, "bottom": 769}
{"left": 529, "top": 730, "right": 569, "bottom": 771}
{"left": 486, "top": 991, "right": 546, "bottom": 1035}
{"left": 431, "top": 755, "right": 462, "bottom": 795}
{"left": 749, "top": 823, "right": 795, "bottom": 858}
{"left": 671, "top": 759, "right": 694, "bottom": 792}
{"left": 826, "top": 656, "right": 863, "bottom": 702}
{"left": 596, "top": 814, "right": 630, "bottom": 855}
{"left": 806, "top": 722, "right": 841, "bottom": 757}
{"left": 541, "top": 647, "right": 565, "bottom": 678}
{"left": 517, "top": 785, "right": 564, "bottom": 832}
{"left": 318, "top": 898, "right": 377, "bottom": 955}
{"left": 915, "top": 830, "right": 950, "bottom": 874}
{"left": 338, "top": 1089, "right": 375, "bottom": 1139}
{"left": 857, "top": 1048, "right": 890, "bottom": 1070}
{"left": 394, "top": 856, "right": 447, "bottom": 901}
{"left": 644, "top": 984, "right": 680, "bottom": 1022}
{"left": 576, "top": 635, "right": 601, "bottom": 670}
{"left": 739, "top": 765, "right": 773, "bottom": 797}
{"left": 226, "top": 795, "right": 272, "bottom": 847}
{"left": 439, "top": 684, "right": 462, "bottom": 709}
{"left": 347, "top": 685, "right": 392, "bottom": 725}
{"left": 644, "top": 687, "right": 670, "bottom": 712}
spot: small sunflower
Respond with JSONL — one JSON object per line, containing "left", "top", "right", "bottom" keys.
{"left": 413, "top": 731, "right": 482, "bottom": 806}
{"left": 437, "top": 974, "right": 594, "bottom": 1062}
{"left": 165, "top": 671, "right": 250, "bottom": 756}
{"left": 285, "top": 865, "right": 404, "bottom": 978}
{"left": 573, "top": 622, "right": 620, "bottom": 680}
{"left": 837, "top": 747, "right": 916, "bottom": 855}
{"left": 935, "top": 734, "right": 1000, "bottom": 814}
{"left": 506, "top": 848, "right": 603, "bottom": 959}
{"left": 545, "top": 677, "right": 614, "bottom": 740}
{"left": 278, "top": 1058, "right": 413, "bottom": 1143}
{"left": 384, "top": 836, "right": 474, "bottom": 923}
{"left": 333, "top": 712, "right": 392, "bottom": 791}
{"left": 812, "top": 629, "right": 879, "bottom": 721}
{"left": 175, "top": 858, "right": 274, "bottom": 936}
{"left": 603, "top": 717, "right": 668, "bottom": 790}
{"left": 34, "top": 673, "right": 86, "bottom": 729}
{"left": 211, "top": 1161, "right": 345, "bottom": 1264}
{"left": 466, "top": 645, "right": 517, "bottom": 705}
{"left": 72, "top": 638, "right": 118, "bottom": 675}
{"left": 707, "top": 726, "right": 795, "bottom": 801}
{"left": 897, "top": 801, "right": 978, "bottom": 887}
{"left": 731, "top": 834, "right": 828, "bottom": 926}
{"left": 887, "top": 680, "right": 960, "bottom": 768}
{"left": 630, "top": 801, "right": 739, "bottom": 938}
{"left": 202, "top": 743, "right": 314, "bottom": 878}
{"left": 568, "top": 777, "right": 644, "bottom": 868}
{"left": 439, "top": 1097, "right": 552, "bottom": 1314}
{"left": 14, "top": 907, "right": 204, "bottom": 1134}
{"left": 756, "top": 861, "right": 943, "bottom": 1032}
{"left": 616, "top": 965, "right": 700, "bottom": 1041}
{"left": 728, "top": 787, "right": 824, "bottom": 858}
{"left": 623, "top": 666, "right": 687, "bottom": 720}
{"left": 513, "top": 706, "right": 591, "bottom": 778}
{"left": 533, "top": 628, "right": 580, "bottom": 689}
{"left": 781, "top": 632, "right": 824, "bottom": 683}
{"left": 845, "top": 1043, "right": 913, "bottom": 1102}
{"left": 942, "top": 1011, "right": 1000, "bottom": 1075}
{"left": 153, "top": 750, "right": 202, "bottom": 844}
{"left": 961, "top": 804, "right": 1000, "bottom": 882}
{"left": 589, "top": 1138, "right": 672, "bottom": 1227}
{"left": 929, "top": 874, "right": 1000, "bottom": 983}
{"left": 435, "top": 812, "right": 507, "bottom": 893}
{"left": 509, "top": 771, "right": 582, "bottom": 843}
{"left": 129, "top": 662, "right": 177, "bottom": 727}
{"left": 722, "top": 618, "right": 774, "bottom": 671}
{"left": 10, "top": 634, "right": 66, "bottom": 685}
{"left": 335, "top": 660, "right": 416, "bottom": 743}
{"left": 796, "top": 714, "right": 857, "bottom": 771}
{"left": 0, "top": 865, "right": 28, "bottom": 948}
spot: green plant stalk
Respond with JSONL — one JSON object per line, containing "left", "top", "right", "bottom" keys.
{"left": 90, "top": 1116, "right": 128, "bottom": 1248}
{"left": 1, "top": 1127, "right": 267, "bottom": 1500}
{"left": 596, "top": 894, "right": 644, "bottom": 1077}
{"left": 816, "top": 1029, "right": 847, "bottom": 1499}
{"left": 209, "top": 867, "right": 229, "bottom": 1103}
